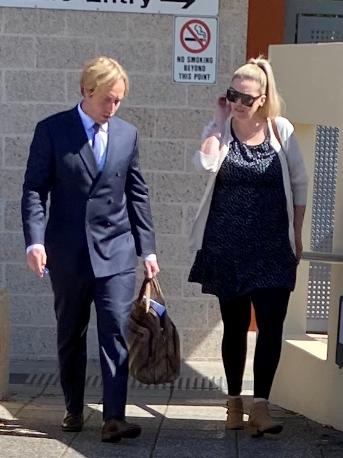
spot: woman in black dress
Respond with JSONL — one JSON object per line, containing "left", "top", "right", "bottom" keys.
{"left": 189, "top": 56, "right": 308, "bottom": 437}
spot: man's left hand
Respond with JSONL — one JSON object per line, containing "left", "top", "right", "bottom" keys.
{"left": 144, "top": 259, "right": 160, "bottom": 279}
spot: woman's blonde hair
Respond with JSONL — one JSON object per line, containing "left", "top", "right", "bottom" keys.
{"left": 231, "top": 56, "right": 283, "bottom": 118}
{"left": 80, "top": 56, "right": 129, "bottom": 97}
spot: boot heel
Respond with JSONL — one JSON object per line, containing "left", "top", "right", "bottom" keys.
{"left": 248, "top": 401, "right": 283, "bottom": 438}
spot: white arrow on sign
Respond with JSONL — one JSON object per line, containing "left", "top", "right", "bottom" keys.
{"left": 160, "top": 0, "right": 196, "bottom": 9}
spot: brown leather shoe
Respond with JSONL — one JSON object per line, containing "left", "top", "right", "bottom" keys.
{"left": 101, "top": 419, "right": 142, "bottom": 443}
{"left": 61, "top": 412, "right": 84, "bottom": 432}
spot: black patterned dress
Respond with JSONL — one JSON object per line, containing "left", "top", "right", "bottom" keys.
{"left": 188, "top": 130, "right": 297, "bottom": 299}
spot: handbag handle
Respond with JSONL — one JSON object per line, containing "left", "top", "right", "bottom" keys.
{"left": 137, "top": 278, "right": 151, "bottom": 313}
{"left": 137, "top": 277, "right": 164, "bottom": 313}
{"left": 151, "top": 277, "right": 164, "bottom": 302}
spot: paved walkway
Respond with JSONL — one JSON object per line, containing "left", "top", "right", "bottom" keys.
{"left": 1, "top": 358, "right": 343, "bottom": 457}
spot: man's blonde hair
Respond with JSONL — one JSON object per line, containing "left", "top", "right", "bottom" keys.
{"left": 80, "top": 56, "right": 129, "bottom": 96}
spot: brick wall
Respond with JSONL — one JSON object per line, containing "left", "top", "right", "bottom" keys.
{"left": 0, "top": 0, "right": 248, "bottom": 360}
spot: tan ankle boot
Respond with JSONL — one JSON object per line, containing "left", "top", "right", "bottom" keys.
{"left": 225, "top": 397, "right": 244, "bottom": 430}
{"left": 248, "top": 401, "right": 283, "bottom": 437}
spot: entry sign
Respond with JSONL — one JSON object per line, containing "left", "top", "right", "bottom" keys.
{"left": 174, "top": 17, "right": 217, "bottom": 84}
{"left": 0, "top": 1, "right": 219, "bottom": 17}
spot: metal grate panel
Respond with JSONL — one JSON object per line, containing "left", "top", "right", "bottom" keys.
{"left": 311, "top": 126, "right": 338, "bottom": 252}
{"left": 307, "top": 126, "right": 339, "bottom": 332}
{"left": 297, "top": 15, "right": 343, "bottom": 43}
{"left": 9, "top": 372, "right": 232, "bottom": 392}
{"left": 285, "top": 0, "right": 343, "bottom": 45}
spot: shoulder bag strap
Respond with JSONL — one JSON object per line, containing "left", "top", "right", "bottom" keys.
{"left": 271, "top": 118, "right": 284, "bottom": 150}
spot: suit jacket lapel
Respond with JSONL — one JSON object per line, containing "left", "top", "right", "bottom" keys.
{"left": 69, "top": 106, "right": 98, "bottom": 180}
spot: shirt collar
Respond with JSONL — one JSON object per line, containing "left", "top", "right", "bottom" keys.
{"left": 77, "top": 103, "right": 108, "bottom": 133}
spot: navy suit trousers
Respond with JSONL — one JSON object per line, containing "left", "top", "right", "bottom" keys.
{"left": 50, "top": 266, "right": 136, "bottom": 421}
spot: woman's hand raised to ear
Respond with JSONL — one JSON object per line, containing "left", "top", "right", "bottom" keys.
{"left": 200, "top": 94, "right": 231, "bottom": 157}
{"left": 214, "top": 93, "right": 231, "bottom": 130}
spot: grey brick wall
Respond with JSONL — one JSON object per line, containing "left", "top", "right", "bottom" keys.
{"left": 0, "top": 0, "right": 248, "bottom": 360}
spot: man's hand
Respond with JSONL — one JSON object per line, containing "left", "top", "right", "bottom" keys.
{"left": 27, "top": 246, "right": 47, "bottom": 277}
{"left": 144, "top": 258, "right": 160, "bottom": 279}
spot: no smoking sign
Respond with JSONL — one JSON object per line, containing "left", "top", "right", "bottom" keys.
{"left": 174, "top": 16, "right": 217, "bottom": 84}
{"left": 180, "top": 19, "right": 211, "bottom": 54}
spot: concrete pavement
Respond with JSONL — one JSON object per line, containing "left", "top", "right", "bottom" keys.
{"left": 1, "top": 357, "right": 343, "bottom": 457}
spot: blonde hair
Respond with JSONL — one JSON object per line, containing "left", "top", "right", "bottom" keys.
{"left": 80, "top": 56, "right": 129, "bottom": 97}
{"left": 231, "top": 56, "right": 283, "bottom": 118}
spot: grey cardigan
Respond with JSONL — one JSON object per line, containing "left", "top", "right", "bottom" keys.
{"left": 189, "top": 116, "right": 308, "bottom": 254}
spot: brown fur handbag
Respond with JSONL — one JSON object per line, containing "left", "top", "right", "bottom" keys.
{"left": 128, "top": 277, "right": 181, "bottom": 384}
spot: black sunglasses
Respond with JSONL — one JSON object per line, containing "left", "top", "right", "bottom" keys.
{"left": 226, "top": 87, "right": 263, "bottom": 107}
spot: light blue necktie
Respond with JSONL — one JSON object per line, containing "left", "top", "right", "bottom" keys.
{"left": 92, "top": 123, "right": 105, "bottom": 169}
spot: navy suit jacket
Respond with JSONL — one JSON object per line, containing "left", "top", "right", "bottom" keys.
{"left": 21, "top": 106, "right": 156, "bottom": 278}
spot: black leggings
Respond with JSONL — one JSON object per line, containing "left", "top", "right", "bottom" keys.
{"left": 219, "top": 288, "right": 290, "bottom": 399}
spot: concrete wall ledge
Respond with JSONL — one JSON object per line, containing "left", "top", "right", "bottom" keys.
{"left": 284, "top": 334, "right": 327, "bottom": 361}
{"left": 271, "top": 337, "right": 343, "bottom": 430}
{"left": 0, "top": 288, "right": 10, "bottom": 400}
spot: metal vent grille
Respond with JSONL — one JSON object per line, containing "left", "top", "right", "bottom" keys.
{"left": 297, "top": 15, "right": 343, "bottom": 43}
{"left": 310, "top": 28, "right": 343, "bottom": 42}
{"left": 307, "top": 126, "right": 339, "bottom": 331}
{"left": 9, "top": 373, "right": 231, "bottom": 392}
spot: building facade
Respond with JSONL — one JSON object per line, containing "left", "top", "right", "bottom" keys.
{"left": 0, "top": 0, "right": 249, "bottom": 360}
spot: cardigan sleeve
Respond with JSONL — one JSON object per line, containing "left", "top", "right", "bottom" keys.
{"left": 276, "top": 117, "right": 308, "bottom": 206}
{"left": 192, "top": 120, "right": 225, "bottom": 173}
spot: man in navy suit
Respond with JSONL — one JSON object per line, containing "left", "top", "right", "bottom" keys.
{"left": 21, "top": 56, "right": 159, "bottom": 442}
